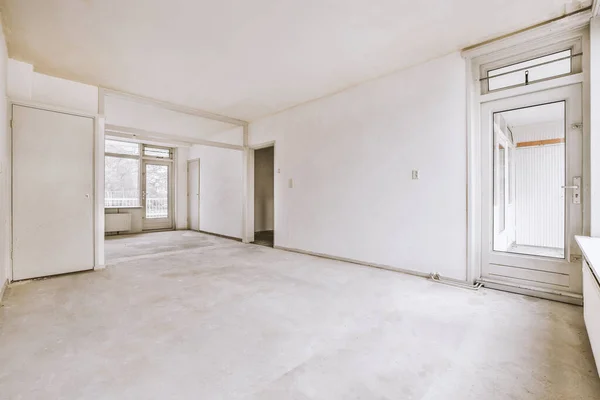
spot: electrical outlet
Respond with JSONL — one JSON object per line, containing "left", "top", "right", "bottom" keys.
{"left": 412, "top": 170, "right": 419, "bottom": 180}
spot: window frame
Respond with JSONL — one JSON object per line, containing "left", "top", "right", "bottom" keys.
{"left": 104, "top": 140, "right": 174, "bottom": 209}
{"left": 479, "top": 37, "right": 582, "bottom": 95}
{"left": 104, "top": 139, "right": 143, "bottom": 209}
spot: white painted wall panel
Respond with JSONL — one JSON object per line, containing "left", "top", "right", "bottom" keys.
{"left": 6, "top": 59, "right": 31, "bottom": 100}
{"left": 7, "top": 59, "right": 98, "bottom": 114}
{"left": 188, "top": 145, "right": 243, "bottom": 239}
{"left": 105, "top": 95, "right": 240, "bottom": 143}
{"left": 249, "top": 53, "right": 467, "bottom": 280}
{"left": 32, "top": 72, "right": 98, "bottom": 114}
{"left": 175, "top": 147, "right": 189, "bottom": 229}
{"left": 515, "top": 144, "right": 565, "bottom": 248}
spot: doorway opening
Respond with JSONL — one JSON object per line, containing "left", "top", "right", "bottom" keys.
{"left": 253, "top": 146, "right": 274, "bottom": 247}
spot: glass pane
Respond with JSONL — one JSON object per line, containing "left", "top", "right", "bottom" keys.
{"left": 105, "top": 156, "right": 140, "bottom": 207}
{"left": 105, "top": 139, "right": 140, "bottom": 155}
{"left": 144, "top": 146, "right": 171, "bottom": 159}
{"left": 493, "top": 102, "right": 565, "bottom": 259}
{"left": 488, "top": 50, "right": 571, "bottom": 91}
{"left": 145, "top": 164, "right": 169, "bottom": 219}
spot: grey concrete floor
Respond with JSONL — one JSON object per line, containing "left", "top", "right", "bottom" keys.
{"left": 1, "top": 230, "right": 599, "bottom": 399}
{"left": 104, "top": 230, "right": 225, "bottom": 263}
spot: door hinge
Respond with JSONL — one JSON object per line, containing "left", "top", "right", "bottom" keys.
{"left": 10, "top": 119, "right": 13, "bottom": 129}
{"left": 571, "top": 123, "right": 583, "bottom": 129}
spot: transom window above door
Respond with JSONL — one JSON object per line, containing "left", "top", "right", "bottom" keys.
{"left": 478, "top": 38, "right": 583, "bottom": 94}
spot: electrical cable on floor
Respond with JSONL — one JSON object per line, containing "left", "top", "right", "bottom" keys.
{"left": 429, "top": 272, "right": 483, "bottom": 291}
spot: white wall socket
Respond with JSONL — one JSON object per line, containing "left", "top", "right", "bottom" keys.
{"left": 412, "top": 170, "right": 419, "bottom": 180}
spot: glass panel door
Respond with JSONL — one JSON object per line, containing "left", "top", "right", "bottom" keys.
{"left": 480, "top": 84, "right": 583, "bottom": 295}
{"left": 142, "top": 161, "right": 173, "bottom": 230}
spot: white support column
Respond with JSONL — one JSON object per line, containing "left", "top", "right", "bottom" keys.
{"left": 241, "top": 124, "right": 251, "bottom": 243}
{"left": 94, "top": 115, "right": 106, "bottom": 269}
{"left": 590, "top": 18, "right": 600, "bottom": 236}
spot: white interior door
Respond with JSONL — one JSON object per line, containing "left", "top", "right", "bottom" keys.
{"left": 142, "top": 160, "right": 173, "bottom": 231}
{"left": 187, "top": 159, "right": 200, "bottom": 231}
{"left": 12, "top": 105, "right": 95, "bottom": 280}
{"left": 480, "top": 84, "right": 583, "bottom": 294}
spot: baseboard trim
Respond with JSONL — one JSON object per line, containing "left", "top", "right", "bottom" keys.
{"left": 197, "top": 230, "right": 242, "bottom": 242}
{"left": 479, "top": 278, "right": 583, "bottom": 305}
{"left": 274, "top": 245, "right": 432, "bottom": 280}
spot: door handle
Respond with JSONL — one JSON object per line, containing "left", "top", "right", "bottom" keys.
{"left": 563, "top": 177, "right": 581, "bottom": 204}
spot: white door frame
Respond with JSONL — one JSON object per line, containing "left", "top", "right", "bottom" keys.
{"left": 463, "top": 17, "right": 591, "bottom": 301}
{"left": 187, "top": 158, "right": 200, "bottom": 230}
{"left": 8, "top": 99, "right": 105, "bottom": 282}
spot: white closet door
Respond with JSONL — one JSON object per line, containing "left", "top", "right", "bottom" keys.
{"left": 187, "top": 159, "right": 200, "bottom": 231}
{"left": 12, "top": 105, "right": 95, "bottom": 280}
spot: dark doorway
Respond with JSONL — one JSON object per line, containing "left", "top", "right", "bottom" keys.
{"left": 253, "top": 146, "right": 274, "bottom": 247}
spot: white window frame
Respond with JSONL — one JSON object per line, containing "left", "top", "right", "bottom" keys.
{"left": 104, "top": 139, "right": 174, "bottom": 209}
{"left": 479, "top": 38, "right": 583, "bottom": 94}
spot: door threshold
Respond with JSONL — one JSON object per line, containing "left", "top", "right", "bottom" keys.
{"left": 479, "top": 277, "right": 582, "bottom": 305}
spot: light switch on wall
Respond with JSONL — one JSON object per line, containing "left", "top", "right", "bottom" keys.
{"left": 412, "top": 170, "right": 420, "bottom": 180}
{"left": 288, "top": 178, "right": 293, "bottom": 188}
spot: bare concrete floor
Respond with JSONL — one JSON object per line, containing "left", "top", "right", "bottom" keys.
{"left": 104, "top": 230, "right": 225, "bottom": 263}
{"left": 1, "top": 231, "right": 599, "bottom": 399}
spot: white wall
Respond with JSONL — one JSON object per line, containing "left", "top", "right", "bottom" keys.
{"left": 7, "top": 59, "right": 98, "bottom": 114}
{"left": 105, "top": 94, "right": 241, "bottom": 144}
{"left": 254, "top": 146, "right": 274, "bottom": 232}
{"left": 0, "top": 19, "right": 9, "bottom": 295}
{"left": 188, "top": 145, "right": 243, "bottom": 239}
{"left": 249, "top": 53, "right": 468, "bottom": 281}
{"left": 175, "top": 147, "right": 189, "bottom": 229}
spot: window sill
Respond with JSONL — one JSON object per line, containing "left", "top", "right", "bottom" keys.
{"left": 105, "top": 206, "right": 143, "bottom": 210}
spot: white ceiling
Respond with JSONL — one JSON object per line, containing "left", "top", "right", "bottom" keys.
{"left": 0, "top": 0, "right": 590, "bottom": 121}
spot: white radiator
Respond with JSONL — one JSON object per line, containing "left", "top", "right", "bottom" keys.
{"left": 105, "top": 213, "right": 132, "bottom": 233}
